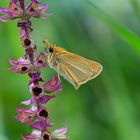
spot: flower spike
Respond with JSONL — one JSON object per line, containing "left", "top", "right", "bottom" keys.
{"left": 1, "top": 0, "right": 68, "bottom": 139}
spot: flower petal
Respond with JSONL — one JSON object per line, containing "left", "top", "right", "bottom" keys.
{"left": 0, "top": 8, "right": 9, "bottom": 14}
{"left": 29, "top": 72, "right": 43, "bottom": 84}
{"left": 0, "top": 15, "right": 11, "bottom": 22}
{"left": 9, "top": 58, "right": 30, "bottom": 65}
{"left": 26, "top": 0, "right": 39, "bottom": 13}
{"left": 39, "top": 95, "right": 55, "bottom": 104}
{"left": 22, "top": 129, "right": 42, "bottom": 140}
{"left": 21, "top": 97, "right": 35, "bottom": 105}
{"left": 51, "top": 127, "right": 68, "bottom": 140}
{"left": 30, "top": 119, "right": 45, "bottom": 130}
{"left": 34, "top": 4, "right": 49, "bottom": 19}
{"left": 9, "top": 1, "right": 23, "bottom": 17}
{"left": 25, "top": 1, "right": 49, "bottom": 19}
{"left": 35, "top": 53, "right": 48, "bottom": 68}
{"left": 30, "top": 119, "right": 53, "bottom": 130}
{"left": 9, "top": 58, "right": 32, "bottom": 74}
{"left": 22, "top": 134, "right": 37, "bottom": 140}
{"left": 38, "top": 4, "right": 48, "bottom": 12}
{"left": 9, "top": 64, "right": 32, "bottom": 74}
{"left": 22, "top": 130, "right": 41, "bottom": 140}
{"left": 30, "top": 104, "right": 38, "bottom": 112}
{"left": 9, "top": 59, "right": 18, "bottom": 66}
{"left": 0, "top": 0, "right": 23, "bottom": 22}
{"left": 16, "top": 107, "right": 36, "bottom": 124}
{"left": 18, "top": 58, "right": 30, "bottom": 65}
{"left": 44, "top": 76, "right": 62, "bottom": 93}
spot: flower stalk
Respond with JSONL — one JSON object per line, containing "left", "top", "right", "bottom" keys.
{"left": 0, "top": 0, "right": 67, "bottom": 139}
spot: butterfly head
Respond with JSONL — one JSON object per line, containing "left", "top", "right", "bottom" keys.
{"left": 43, "top": 38, "right": 65, "bottom": 55}
{"left": 43, "top": 39, "right": 55, "bottom": 54}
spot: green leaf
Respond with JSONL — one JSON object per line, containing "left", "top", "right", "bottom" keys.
{"left": 87, "top": 1, "right": 140, "bottom": 54}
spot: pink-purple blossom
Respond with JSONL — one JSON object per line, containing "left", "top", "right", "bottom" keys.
{"left": 44, "top": 76, "right": 62, "bottom": 93}
{"left": 26, "top": 0, "right": 49, "bottom": 19}
{"left": 0, "top": 0, "right": 49, "bottom": 22}
{"left": 23, "top": 127, "right": 68, "bottom": 140}
{"left": 16, "top": 107, "right": 36, "bottom": 124}
{"left": 30, "top": 119, "right": 54, "bottom": 130}
{"left": 0, "top": 1, "right": 23, "bottom": 22}
{"left": 9, "top": 53, "right": 47, "bottom": 74}
{"left": 9, "top": 58, "right": 32, "bottom": 74}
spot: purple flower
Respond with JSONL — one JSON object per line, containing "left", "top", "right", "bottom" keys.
{"left": 0, "top": 0, "right": 49, "bottom": 22}
{"left": 37, "top": 107, "right": 49, "bottom": 119}
{"left": 35, "top": 53, "right": 48, "bottom": 68}
{"left": 0, "top": 0, "right": 23, "bottom": 22}
{"left": 9, "top": 53, "right": 47, "bottom": 74}
{"left": 30, "top": 84, "right": 43, "bottom": 97}
{"left": 51, "top": 127, "right": 68, "bottom": 140}
{"left": 29, "top": 72, "right": 43, "bottom": 84}
{"left": 30, "top": 119, "right": 54, "bottom": 130}
{"left": 44, "top": 76, "right": 62, "bottom": 93}
{"left": 20, "top": 26, "right": 27, "bottom": 39}
{"left": 23, "top": 127, "right": 68, "bottom": 140}
{"left": 39, "top": 95, "right": 55, "bottom": 104}
{"left": 25, "top": 0, "right": 49, "bottom": 19}
{"left": 21, "top": 95, "right": 54, "bottom": 106}
{"left": 9, "top": 58, "right": 32, "bottom": 74}
{"left": 22, "top": 130, "right": 41, "bottom": 140}
{"left": 21, "top": 37, "right": 32, "bottom": 48}
{"left": 22, "top": 135, "right": 37, "bottom": 140}
{"left": 16, "top": 107, "right": 36, "bottom": 124}
{"left": 18, "top": 23, "right": 32, "bottom": 47}
{"left": 21, "top": 98, "right": 35, "bottom": 106}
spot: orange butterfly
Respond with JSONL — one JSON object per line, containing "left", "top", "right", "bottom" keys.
{"left": 44, "top": 39, "right": 102, "bottom": 89}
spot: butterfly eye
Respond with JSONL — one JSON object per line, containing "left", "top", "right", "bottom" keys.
{"left": 49, "top": 47, "right": 54, "bottom": 53}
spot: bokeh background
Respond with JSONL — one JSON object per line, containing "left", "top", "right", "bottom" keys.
{"left": 0, "top": 0, "right": 140, "bottom": 140}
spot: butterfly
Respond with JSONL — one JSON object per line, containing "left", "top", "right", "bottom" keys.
{"left": 44, "top": 39, "right": 103, "bottom": 89}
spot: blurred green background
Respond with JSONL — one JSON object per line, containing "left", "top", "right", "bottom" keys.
{"left": 0, "top": 0, "right": 140, "bottom": 140}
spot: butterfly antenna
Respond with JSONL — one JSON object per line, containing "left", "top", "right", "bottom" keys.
{"left": 43, "top": 38, "right": 51, "bottom": 48}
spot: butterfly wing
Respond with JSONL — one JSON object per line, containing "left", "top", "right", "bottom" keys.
{"left": 49, "top": 50, "right": 102, "bottom": 89}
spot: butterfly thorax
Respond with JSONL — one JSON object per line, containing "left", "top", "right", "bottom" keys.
{"left": 48, "top": 45, "right": 65, "bottom": 68}
{"left": 54, "top": 46, "right": 65, "bottom": 53}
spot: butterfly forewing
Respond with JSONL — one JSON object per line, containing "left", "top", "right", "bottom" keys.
{"left": 59, "top": 63, "right": 79, "bottom": 89}
{"left": 49, "top": 49, "right": 102, "bottom": 89}
{"left": 59, "top": 52, "right": 102, "bottom": 75}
